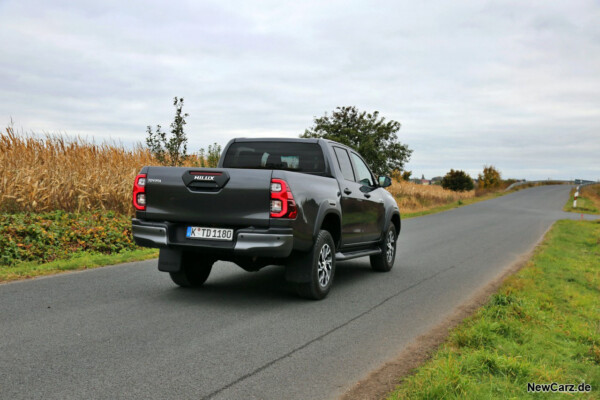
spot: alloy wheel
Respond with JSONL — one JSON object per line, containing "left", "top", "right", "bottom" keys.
{"left": 386, "top": 230, "right": 395, "bottom": 263}
{"left": 317, "top": 243, "right": 333, "bottom": 287}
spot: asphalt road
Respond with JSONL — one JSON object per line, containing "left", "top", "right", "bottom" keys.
{"left": 1, "top": 185, "right": 594, "bottom": 399}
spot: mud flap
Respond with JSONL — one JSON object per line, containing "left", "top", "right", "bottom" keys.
{"left": 284, "top": 251, "right": 312, "bottom": 283}
{"left": 158, "top": 248, "right": 183, "bottom": 272}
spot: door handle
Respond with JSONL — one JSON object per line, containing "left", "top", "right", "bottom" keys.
{"left": 343, "top": 188, "right": 352, "bottom": 195}
{"left": 364, "top": 193, "right": 371, "bottom": 199}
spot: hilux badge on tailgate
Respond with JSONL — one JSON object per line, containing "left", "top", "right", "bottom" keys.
{"left": 193, "top": 175, "right": 215, "bottom": 181}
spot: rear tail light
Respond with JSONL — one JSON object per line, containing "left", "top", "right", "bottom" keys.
{"left": 133, "top": 174, "right": 147, "bottom": 211}
{"left": 270, "top": 178, "right": 297, "bottom": 219}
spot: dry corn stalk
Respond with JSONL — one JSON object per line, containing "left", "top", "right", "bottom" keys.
{"left": 0, "top": 127, "right": 203, "bottom": 214}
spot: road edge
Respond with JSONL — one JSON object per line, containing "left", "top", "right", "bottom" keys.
{"left": 340, "top": 222, "right": 555, "bottom": 400}
{"left": 0, "top": 249, "right": 158, "bottom": 285}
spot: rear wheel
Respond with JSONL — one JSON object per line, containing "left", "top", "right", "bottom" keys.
{"left": 295, "top": 230, "right": 336, "bottom": 300}
{"left": 169, "top": 252, "right": 214, "bottom": 287}
{"left": 370, "top": 225, "right": 397, "bottom": 272}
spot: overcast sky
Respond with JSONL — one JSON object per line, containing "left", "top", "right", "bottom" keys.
{"left": 1, "top": 0, "right": 599, "bottom": 180}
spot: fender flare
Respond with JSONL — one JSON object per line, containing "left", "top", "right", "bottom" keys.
{"left": 383, "top": 209, "right": 401, "bottom": 239}
{"left": 312, "top": 200, "right": 342, "bottom": 242}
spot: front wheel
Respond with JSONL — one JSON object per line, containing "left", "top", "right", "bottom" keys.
{"left": 295, "top": 230, "right": 336, "bottom": 300}
{"left": 169, "top": 252, "right": 214, "bottom": 287}
{"left": 370, "top": 225, "right": 397, "bottom": 272}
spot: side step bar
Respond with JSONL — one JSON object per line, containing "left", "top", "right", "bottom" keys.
{"left": 335, "top": 248, "right": 381, "bottom": 261}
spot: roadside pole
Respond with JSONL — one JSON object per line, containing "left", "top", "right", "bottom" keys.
{"left": 573, "top": 186, "right": 579, "bottom": 208}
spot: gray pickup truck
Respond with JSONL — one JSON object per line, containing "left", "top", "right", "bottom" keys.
{"left": 132, "top": 138, "right": 400, "bottom": 299}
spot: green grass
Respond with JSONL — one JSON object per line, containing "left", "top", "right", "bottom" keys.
{"left": 564, "top": 187, "right": 600, "bottom": 215}
{"left": 0, "top": 248, "right": 158, "bottom": 282}
{"left": 387, "top": 219, "right": 600, "bottom": 399}
{"left": 404, "top": 192, "right": 508, "bottom": 219}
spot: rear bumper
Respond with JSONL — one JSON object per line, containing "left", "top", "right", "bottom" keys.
{"left": 131, "top": 219, "right": 293, "bottom": 258}
{"left": 131, "top": 222, "right": 168, "bottom": 247}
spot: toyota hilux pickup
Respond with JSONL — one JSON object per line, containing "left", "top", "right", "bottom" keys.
{"left": 132, "top": 138, "right": 400, "bottom": 299}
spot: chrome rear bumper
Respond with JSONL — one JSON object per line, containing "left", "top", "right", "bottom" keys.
{"left": 131, "top": 219, "right": 293, "bottom": 258}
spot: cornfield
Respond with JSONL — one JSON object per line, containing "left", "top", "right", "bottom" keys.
{"left": 1, "top": 127, "right": 482, "bottom": 215}
{"left": 0, "top": 127, "right": 201, "bottom": 214}
{"left": 387, "top": 179, "right": 475, "bottom": 213}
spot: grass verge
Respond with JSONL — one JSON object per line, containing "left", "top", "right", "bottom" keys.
{"left": 511, "top": 181, "right": 569, "bottom": 192}
{"left": 387, "top": 219, "right": 600, "bottom": 399}
{"left": 0, "top": 248, "right": 158, "bottom": 283}
{"left": 403, "top": 191, "right": 508, "bottom": 219}
{"left": 564, "top": 185, "right": 600, "bottom": 215}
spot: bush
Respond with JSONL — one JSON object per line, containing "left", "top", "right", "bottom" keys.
{"left": 441, "top": 169, "right": 474, "bottom": 192}
{"left": 478, "top": 165, "right": 502, "bottom": 189}
{"left": 198, "top": 142, "right": 222, "bottom": 168}
{"left": 0, "top": 211, "right": 138, "bottom": 266}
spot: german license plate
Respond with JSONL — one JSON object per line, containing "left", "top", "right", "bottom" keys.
{"left": 186, "top": 226, "right": 234, "bottom": 241}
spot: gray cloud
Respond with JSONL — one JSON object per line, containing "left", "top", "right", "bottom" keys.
{"left": 1, "top": 0, "right": 598, "bottom": 180}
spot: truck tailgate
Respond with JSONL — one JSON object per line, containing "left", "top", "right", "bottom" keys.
{"left": 144, "top": 167, "right": 272, "bottom": 227}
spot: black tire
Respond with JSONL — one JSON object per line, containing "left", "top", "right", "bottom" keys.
{"left": 370, "top": 224, "right": 397, "bottom": 272}
{"left": 295, "top": 230, "right": 336, "bottom": 300}
{"left": 169, "top": 252, "right": 214, "bottom": 288}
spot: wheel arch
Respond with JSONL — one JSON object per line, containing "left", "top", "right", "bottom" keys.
{"left": 381, "top": 209, "right": 401, "bottom": 241}
{"left": 320, "top": 213, "right": 341, "bottom": 250}
{"left": 390, "top": 212, "right": 401, "bottom": 236}
{"left": 313, "top": 203, "right": 342, "bottom": 250}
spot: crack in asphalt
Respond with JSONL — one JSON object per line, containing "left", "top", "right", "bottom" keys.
{"left": 203, "top": 264, "right": 457, "bottom": 399}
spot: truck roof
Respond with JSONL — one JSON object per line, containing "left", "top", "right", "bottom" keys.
{"left": 232, "top": 137, "right": 320, "bottom": 144}
{"left": 231, "top": 137, "right": 349, "bottom": 150}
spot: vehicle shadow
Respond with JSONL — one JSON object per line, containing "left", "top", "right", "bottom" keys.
{"left": 156, "top": 260, "right": 379, "bottom": 307}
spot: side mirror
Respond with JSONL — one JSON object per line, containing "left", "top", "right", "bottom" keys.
{"left": 378, "top": 176, "right": 392, "bottom": 188}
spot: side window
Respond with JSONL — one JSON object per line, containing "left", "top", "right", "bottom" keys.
{"left": 333, "top": 147, "right": 355, "bottom": 181}
{"left": 351, "top": 153, "right": 374, "bottom": 187}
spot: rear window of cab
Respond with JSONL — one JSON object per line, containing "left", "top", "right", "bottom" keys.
{"left": 223, "top": 142, "right": 326, "bottom": 174}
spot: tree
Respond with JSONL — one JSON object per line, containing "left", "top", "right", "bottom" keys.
{"left": 441, "top": 169, "right": 474, "bottom": 192}
{"left": 478, "top": 165, "right": 502, "bottom": 189}
{"left": 198, "top": 143, "right": 222, "bottom": 168}
{"left": 146, "top": 97, "right": 189, "bottom": 166}
{"left": 301, "top": 106, "right": 412, "bottom": 176}
{"left": 402, "top": 170, "right": 412, "bottom": 181}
